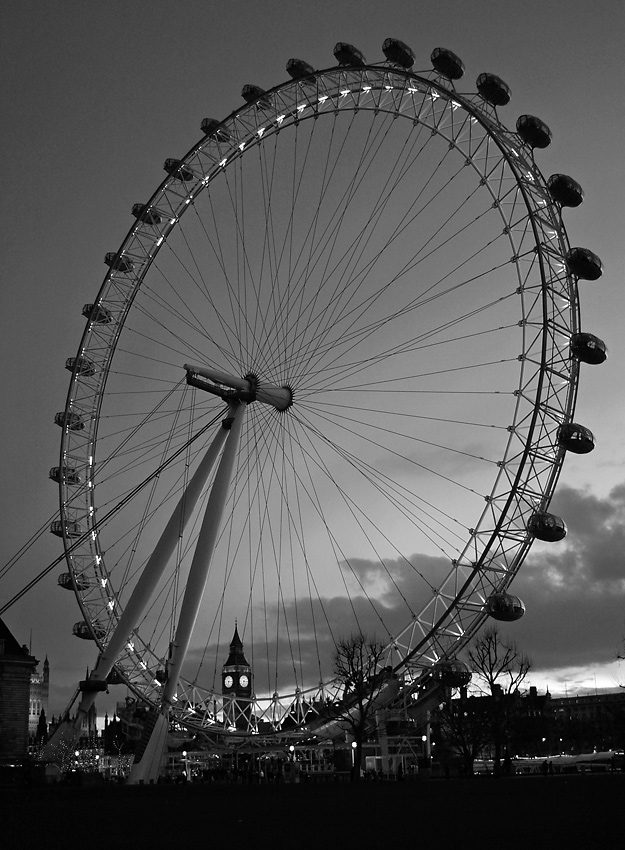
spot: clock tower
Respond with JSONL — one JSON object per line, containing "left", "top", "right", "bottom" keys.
{"left": 222, "top": 624, "right": 253, "bottom": 730}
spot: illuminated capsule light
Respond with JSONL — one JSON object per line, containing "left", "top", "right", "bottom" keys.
{"left": 82, "top": 303, "right": 112, "bottom": 324}
{"left": 131, "top": 203, "right": 163, "bottom": 225}
{"left": 516, "top": 115, "right": 552, "bottom": 149}
{"left": 104, "top": 252, "right": 134, "bottom": 273}
{"left": 241, "top": 84, "right": 272, "bottom": 110}
{"left": 433, "top": 659, "right": 471, "bottom": 687}
{"left": 286, "top": 58, "right": 316, "bottom": 81}
{"left": 547, "top": 174, "right": 584, "bottom": 208}
{"left": 527, "top": 511, "right": 567, "bottom": 542}
{"left": 485, "top": 592, "right": 525, "bottom": 622}
{"left": 430, "top": 47, "right": 465, "bottom": 80}
{"left": 65, "top": 356, "right": 97, "bottom": 377}
{"left": 382, "top": 38, "right": 415, "bottom": 68}
{"left": 557, "top": 423, "right": 595, "bottom": 454}
{"left": 54, "top": 411, "right": 85, "bottom": 431}
{"left": 73, "top": 620, "right": 106, "bottom": 641}
{"left": 476, "top": 72, "right": 511, "bottom": 106}
{"left": 50, "top": 519, "right": 83, "bottom": 539}
{"left": 58, "top": 572, "right": 90, "bottom": 591}
{"left": 200, "top": 118, "right": 232, "bottom": 142}
{"left": 163, "top": 158, "right": 195, "bottom": 182}
{"left": 570, "top": 332, "right": 607, "bottom": 365}
{"left": 49, "top": 466, "right": 82, "bottom": 485}
{"left": 565, "top": 247, "right": 603, "bottom": 281}
{"left": 333, "top": 42, "right": 366, "bottom": 67}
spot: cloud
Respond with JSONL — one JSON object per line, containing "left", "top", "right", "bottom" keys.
{"left": 510, "top": 483, "right": 625, "bottom": 673}
{"left": 178, "top": 483, "right": 625, "bottom": 699}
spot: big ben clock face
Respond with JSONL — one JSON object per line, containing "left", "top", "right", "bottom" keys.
{"left": 224, "top": 675, "right": 233, "bottom": 688}
{"left": 239, "top": 674, "right": 249, "bottom": 688}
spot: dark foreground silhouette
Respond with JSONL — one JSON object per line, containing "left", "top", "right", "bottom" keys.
{"left": 3, "top": 773, "right": 622, "bottom": 848}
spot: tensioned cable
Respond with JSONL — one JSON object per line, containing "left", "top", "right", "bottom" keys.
{"left": 0, "top": 409, "right": 224, "bottom": 616}
{"left": 284, "top": 409, "right": 468, "bottom": 563}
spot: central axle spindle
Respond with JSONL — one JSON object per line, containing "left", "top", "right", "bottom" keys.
{"left": 184, "top": 364, "right": 293, "bottom": 411}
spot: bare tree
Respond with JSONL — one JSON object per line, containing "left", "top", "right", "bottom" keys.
{"left": 468, "top": 625, "right": 531, "bottom": 694}
{"left": 331, "top": 633, "right": 392, "bottom": 780}
{"left": 434, "top": 626, "right": 531, "bottom": 776}
{"left": 436, "top": 686, "right": 492, "bottom": 777}
{"left": 468, "top": 625, "right": 531, "bottom": 773}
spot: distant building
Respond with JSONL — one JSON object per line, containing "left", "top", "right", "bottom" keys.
{"left": 0, "top": 618, "right": 38, "bottom": 764}
{"left": 222, "top": 624, "right": 253, "bottom": 731}
{"left": 29, "top": 656, "right": 50, "bottom": 736}
{"left": 550, "top": 690, "right": 625, "bottom": 721}
{"left": 550, "top": 690, "right": 625, "bottom": 753}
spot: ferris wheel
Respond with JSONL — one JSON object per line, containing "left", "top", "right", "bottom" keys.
{"left": 52, "top": 40, "right": 604, "bottom": 768}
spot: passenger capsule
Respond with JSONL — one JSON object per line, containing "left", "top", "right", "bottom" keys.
{"left": 570, "top": 332, "right": 607, "bottom": 365}
{"left": 516, "top": 115, "right": 552, "bottom": 149}
{"left": 163, "top": 158, "right": 195, "bottom": 182}
{"left": 565, "top": 247, "right": 603, "bottom": 281}
{"left": 131, "top": 203, "right": 163, "bottom": 225}
{"left": 106, "top": 667, "right": 125, "bottom": 686}
{"left": 485, "top": 592, "right": 525, "bottom": 622}
{"left": 73, "top": 620, "right": 106, "bottom": 641}
{"left": 476, "top": 73, "right": 511, "bottom": 106}
{"left": 286, "top": 58, "right": 316, "bottom": 81}
{"left": 65, "top": 356, "right": 96, "bottom": 377}
{"left": 82, "top": 303, "right": 112, "bottom": 324}
{"left": 241, "top": 84, "right": 272, "bottom": 110}
{"left": 50, "top": 519, "right": 83, "bottom": 539}
{"left": 200, "top": 118, "right": 232, "bottom": 142}
{"left": 557, "top": 423, "right": 595, "bottom": 454}
{"left": 382, "top": 38, "right": 415, "bottom": 69}
{"left": 54, "top": 411, "right": 85, "bottom": 431}
{"left": 104, "top": 252, "right": 134, "bottom": 273}
{"left": 58, "top": 572, "right": 90, "bottom": 591}
{"left": 547, "top": 174, "right": 584, "bottom": 208}
{"left": 49, "top": 466, "right": 82, "bottom": 485}
{"left": 333, "top": 42, "right": 366, "bottom": 67}
{"left": 430, "top": 47, "right": 465, "bottom": 80}
{"left": 527, "top": 511, "right": 567, "bottom": 542}
{"left": 432, "top": 659, "right": 471, "bottom": 687}
{"left": 155, "top": 669, "right": 167, "bottom": 684}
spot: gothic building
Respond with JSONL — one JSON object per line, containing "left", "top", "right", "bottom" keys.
{"left": 222, "top": 624, "right": 253, "bottom": 731}
{"left": 29, "top": 655, "right": 50, "bottom": 736}
{"left": 0, "top": 618, "right": 38, "bottom": 764}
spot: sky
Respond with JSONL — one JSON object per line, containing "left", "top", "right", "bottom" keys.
{"left": 1, "top": 0, "right": 625, "bottom": 722}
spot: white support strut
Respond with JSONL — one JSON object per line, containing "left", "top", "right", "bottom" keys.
{"left": 128, "top": 400, "right": 246, "bottom": 784}
{"left": 41, "top": 415, "right": 232, "bottom": 761}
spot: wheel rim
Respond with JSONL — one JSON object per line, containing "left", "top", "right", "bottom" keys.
{"left": 58, "top": 65, "right": 578, "bottom": 735}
